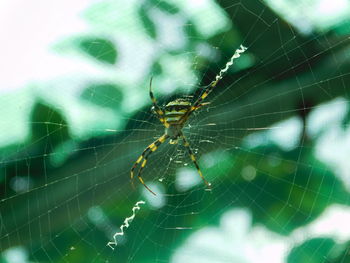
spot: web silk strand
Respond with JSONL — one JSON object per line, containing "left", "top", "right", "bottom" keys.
{"left": 107, "top": 200, "right": 146, "bottom": 250}
{"left": 215, "top": 44, "right": 247, "bottom": 83}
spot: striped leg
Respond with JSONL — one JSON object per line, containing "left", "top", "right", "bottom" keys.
{"left": 180, "top": 133, "right": 211, "bottom": 189}
{"left": 130, "top": 134, "right": 168, "bottom": 195}
{"left": 149, "top": 77, "right": 169, "bottom": 128}
{"left": 192, "top": 80, "right": 219, "bottom": 108}
{"left": 191, "top": 102, "right": 210, "bottom": 111}
{"left": 191, "top": 45, "right": 247, "bottom": 109}
{"left": 179, "top": 46, "right": 247, "bottom": 125}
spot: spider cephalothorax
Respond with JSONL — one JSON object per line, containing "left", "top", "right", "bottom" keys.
{"left": 130, "top": 45, "right": 247, "bottom": 195}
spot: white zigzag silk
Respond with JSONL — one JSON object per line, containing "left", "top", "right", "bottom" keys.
{"left": 214, "top": 44, "right": 247, "bottom": 83}
{"left": 107, "top": 200, "right": 146, "bottom": 250}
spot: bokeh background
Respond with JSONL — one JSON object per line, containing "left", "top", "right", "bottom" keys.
{"left": 1, "top": 0, "right": 350, "bottom": 262}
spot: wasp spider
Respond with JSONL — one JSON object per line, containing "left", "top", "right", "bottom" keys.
{"left": 131, "top": 45, "right": 247, "bottom": 195}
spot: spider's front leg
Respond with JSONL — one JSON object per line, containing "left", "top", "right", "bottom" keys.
{"left": 149, "top": 77, "right": 169, "bottom": 128}
{"left": 191, "top": 45, "right": 248, "bottom": 110}
{"left": 191, "top": 102, "right": 211, "bottom": 111}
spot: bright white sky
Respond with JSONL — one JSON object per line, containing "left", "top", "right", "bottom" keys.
{"left": 265, "top": 0, "right": 350, "bottom": 33}
{"left": 172, "top": 204, "right": 350, "bottom": 263}
{"left": 0, "top": 0, "right": 118, "bottom": 146}
{"left": 0, "top": 0, "right": 90, "bottom": 91}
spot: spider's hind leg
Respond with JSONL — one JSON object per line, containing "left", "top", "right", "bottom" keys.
{"left": 180, "top": 132, "right": 211, "bottom": 189}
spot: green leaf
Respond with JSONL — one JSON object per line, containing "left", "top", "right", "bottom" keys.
{"left": 151, "top": 61, "right": 163, "bottom": 76}
{"left": 78, "top": 37, "right": 117, "bottom": 64}
{"left": 80, "top": 83, "right": 123, "bottom": 110}
{"left": 287, "top": 238, "right": 337, "bottom": 263}
{"left": 0, "top": 255, "right": 8, "bottom": 263}
{"left": 150, "top": 0, "right": 180, "bottom": 14}
{"left": 30, "top": 102, "right": 70, "bottom": 151}
{"left": 139, "top": 4, "right": 157, "bottom": 39}
{"left": 341, "top": 105, "right": 350, "bottom": 129}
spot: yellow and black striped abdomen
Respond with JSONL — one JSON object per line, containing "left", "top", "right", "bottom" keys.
{"left": 164, "top": 99, "right": 191, "bottom": 124}
{"left": 164, "top": 109, "right": 187, "bottom": 123}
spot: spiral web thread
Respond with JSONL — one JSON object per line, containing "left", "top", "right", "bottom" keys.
{"left": 214, "top": 44, "right": 247, "bottom": 83}
{"left": 107, "top": 200, "right": 146, "bottom": 250}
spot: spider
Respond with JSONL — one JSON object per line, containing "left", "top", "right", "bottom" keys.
{"left": 131, "top": 45, "right": 247, "bottom": 195}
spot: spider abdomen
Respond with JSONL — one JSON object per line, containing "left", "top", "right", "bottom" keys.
{"left": 163, "top": 99, "right": 192, "bottom": 141}
{"left": 164, "top": 111, "right": 186, "bottom": 123}
{"left": 164, "top": 98, "right": 191, "bottom": 124}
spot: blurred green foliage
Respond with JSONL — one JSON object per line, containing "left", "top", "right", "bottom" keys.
{"left": 1, "top": 0, "right": 350, "bottom": 262}
{"left": 78, "top": 37, "right": 118, "bottom": 64}
{"left": 139, "top": 3, "right": 157, "bottom": 39}
{"left": 81, "top": 83, "right": 123, "bottom": 110}
{"left": 288, "top": 238, "right": 337, "bottom": 263}
{"left": 31, "top": 102, "right": 70, "bottom": 150}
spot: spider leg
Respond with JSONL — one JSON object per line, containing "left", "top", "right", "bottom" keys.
{"left": 180, "top": 133, "right": 211, "bottom": 189}
{"left": 131, "top": 134, "right": 169, "bottom": 195}
{"left": 191, "top": 45, "right": 247, "bottom": 110}
{"left": 192, "top": 102, "right": 210, "bottom": 111}
{"left": 149, "top": 77, "right": 169, "bottom": 128}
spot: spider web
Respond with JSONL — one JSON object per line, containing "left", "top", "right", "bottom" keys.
{"left": 1, "top": 0, "right": 350, "bottom": 262}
